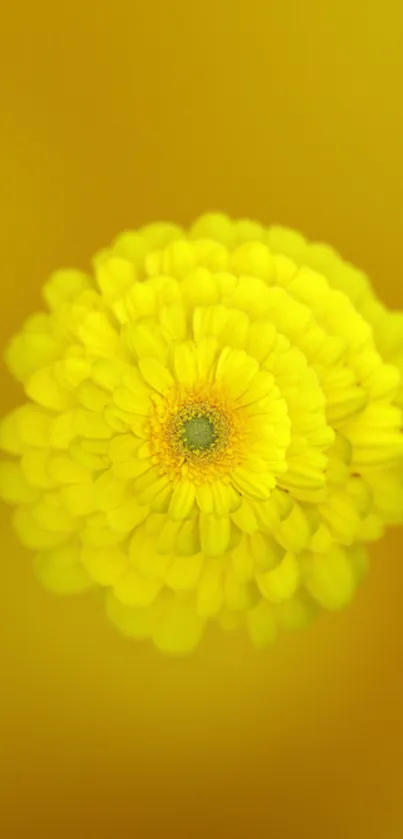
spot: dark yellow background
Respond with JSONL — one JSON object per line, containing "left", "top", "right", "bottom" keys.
{"left": 1, "top": 2, "right": 403, "bottom": 837}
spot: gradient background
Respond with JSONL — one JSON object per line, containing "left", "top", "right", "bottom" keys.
{"left": 1, "top": 2, "right": 403, "bottom": 837}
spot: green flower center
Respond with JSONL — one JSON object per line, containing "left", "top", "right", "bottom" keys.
{"left": 182, "top": 415, "right": 217, "bottom": 451}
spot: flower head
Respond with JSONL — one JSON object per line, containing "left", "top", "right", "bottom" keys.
{"left": 1, "top": 214, "right": 403, "bottom": 653}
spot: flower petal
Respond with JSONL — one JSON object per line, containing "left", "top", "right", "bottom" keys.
{"left": 246, "top": 599, "right": 277, "bottom": 647}
{"left": 152, "top": 595, "right": 205, "bottom": 655}
{"left": 301, "top": 548, "right": 356, "bottom": 610}
{"left": 165, "top": 554, "right": 204, "bottom": 590}
{"left": 138, "top": 357, "right": 174, "bottom": 392}
{"left": 199, "top": 513, "right": 231, "bottom": 556}
{"left": 197, "top": 559, "right": 224, "bottom": 616}
{"left": 256, "top": 552, "right": 299, "bottom": 603}
{"left": 231, "top": 467, "right": 275, "bottom": 500}
{"left": 114, "top": 569, "right": 163, "bottom": 607}
{"left": 168, "top": 479, "right": 196, "bottom": 520}
{"left": 210, "top": 480, "right": 242, "bottom": 516}
{"left": 172, "top": 343, "right": 198, "bottom": 385}
{"left": 34, "top": 544, "right": 94, "bottom": 594}
{"left": 81, "top": 546, "right": 128, "bottom": 585}
{"left": 215, "top": 348, "right": 259, "bottom": 400}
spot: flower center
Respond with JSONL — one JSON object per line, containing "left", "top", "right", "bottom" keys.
{"left": 171, "top": 400, "right": 229, "bottom": 461}
{"left": 147, "top": 385, "right": 248, "bottom": 483}
{"left": 182, "top": 415, "right": 217, "bottom": 451}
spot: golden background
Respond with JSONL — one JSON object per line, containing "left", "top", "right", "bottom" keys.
{"left": 1, "top": 1, "right": 403, "bottom": 836}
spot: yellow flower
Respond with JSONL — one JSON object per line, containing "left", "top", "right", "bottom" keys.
{"left": 1, "top": 213, "right": 403, "bottom": 654}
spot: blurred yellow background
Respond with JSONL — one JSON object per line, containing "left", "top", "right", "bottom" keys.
{"left": 1, "top": 1, "right": 403, "bottom": 836}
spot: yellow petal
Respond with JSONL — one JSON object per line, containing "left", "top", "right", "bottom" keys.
{"left": 159, "top": 303, "right": 188, "bottom": 341}
{"left": 43, "top": 269, "right": 90, "bottom": 309}
{"left": 129, "top": 528, "right": 172, "bottom": 579}
{"left": 192, "top": 240, "right": 229, "bottom": 271}
{"left": 246, "top": 321, "right": 277, "bottom": 363}
{"left": 108, "top": 433, "right": 142, "bottom": 462}
{"left": 136, "top": 472, "right": 172, "bottom": 506}
{"left": 197, "top": 560, "right": 224, "bottom": 616}
{"left": 172, "top": 343, "right": 198, "bottom": 385}
{"left": 91, "top": 359, "right": 125, "bottom": 391}
{"left": 309, "top": 524, "right": 334, "bottom": 553}
{"left": 192, "top": 306, "right": 228, "bottom": 344}
{"left": 149, "top": 482, "right": 173, "bottom": 513}
{"left": 94, "top": 256, "right": 136, "bottom": 302}
{"left": 231, "top": 538, "right": 254, "bottom": 582}
{"left": 274, "top": 503, "right": 311, "bottom": 553}
{"left": 0, "top": 461, "right": 40, "bottom": 504}
{"left": 21, "top": 450, "right": 55, "bottom": 490}
{"left": 152, "top": 594, "right": 205, "bottom": 655}
{"left": 114, "top": 569, "right": 163, "bottom": 607}
{"left": 253, "top": 496, "right": 283, "bottom": 531}
{"left": 230, "top": 242, "right": 274, "bottom": 280}
{"left": 162, "top": 240, "right": 196, "bottom": 278}
{"left": 54, "top": 358, "right": 92, "bottom": 390}
{"left": 77, "top": 381, "right": 110, "bottom": 412}
{"left": 175, "top": 517, "right": 201, "bottom": 555}
{"left": 247, "top": 599, "right": 277, "bottom": 647}
{"left": 93, "top": 470, "right": 127, "bottom": 511}
{"left": 165, "top": 554, "right": 204, "bottom": 590}
{"left": 111, "top": 457, "right": 150, "bottom": 479}
{"left": 25, "top": 367, "right": 74, "bottom": 412}
{"left": 216, "top": 609, "right": 244, "bottom": 633}
{"left": 50, "top": 411, "right": 77, "bottom": 449}
{"left": 195, "top": 482, "right": 214, "bottom": 514}
{"left": 231, "top": 467, "right": 275, "bottom": 499}
{"left": 113, "top": 387, "right": 150, "bottom": 416}
{"left": 106, "top": 591, "right": 166, "bottom": 639}
{"left": 234, "top": 219, "right": 265, "bottom": 244}
{"left": 236, "top": 371, "right": 275, "bottom": 407}
{"left": 181, "top": 268, "right": 220, "bottom": 306}
{"left": 78, "top": 312, "right": 121, "bottom": 358}
{"left": 107, "top": 498, "right": 149, "bottom": 533}
{"left": 142, "top": 221, "right": 184, "bottom": 251}
{"left": 224, "top": 567, "right": 254, "bottom": 610}
{"left": 0, "top": 409, "right": 25, "bottom": 455}
{"left": 139, "top": 357, "right": 174, "bottom": 392}
{"left": 345, "top": 403, "right": 403, "bottom": 467}
{"left": 249, "top": 531, "right": 283, "bottom": 571}
{"left": 215, "top": 348, "right": 259, "bottom": 399}
{"left": 199, "top": 513, "right": 231, "bottom": 556}
{"left": 32, "top": 497, "right": 77, "bottom": 533}
{"left": 319, "top": 490, "right": 361, "bottom": 544}
{"left": 230, "top": 276, "right": 271, "bottom": 318}
{"left": 74, "top": 408, "right": 113, "bottom": 439}
{"left": 195, "top": 337, "right": 219, "bottom": 380}
{"left": 302, "top": 548, "right": 356, "bottom": 610}
{"left": 125, "top": 322, "right": 167, "bottom": 362}
{"left": 80, "top": 513, "right": 127, "bottom": 548}
{"left": 61, "top": 482, "right": 96, "bottom": 517}
{"left": 168, "top": 479, "right": 196, "bottom": 520}
{"left": 13, "top": 507, "right": 69, "bottom": 550}
{"left": 47, "top": 453, "right": 91, "bottom": 485}
{"left": 16, "top": 405, "right": 52, "bottom": 448}
{"left": 210, "top": 480, "right": 242, "bottom": 516}
{"left": 81, "top": 546, "right": 128, "bottom": 585}
{"left": 256, "top": 552, "right": 299, "bottom": 603}
{"left": 34, "top": 544, "right": 94, "bottom": 594}
{"left": 5, "top": 331, "right": 62, "bottom": 382}
{"left": 157, "top": 519, "right": 183, "bottom": 553}
{"left": 190, "top": 212, "right": 234, "bottom": 246}
{"left": 276, "top": 592, "right": 318, "bottom": 631}
{"left": 67, "top": 436, "right": 108, "bottom": 469}
{"left": 230, "top": 498, "right": 259, "bottom": 533}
